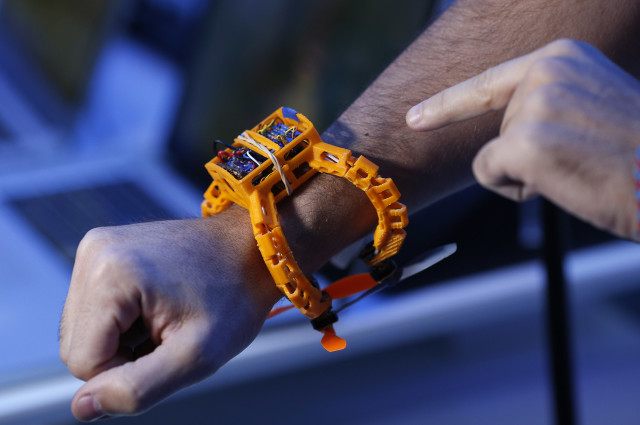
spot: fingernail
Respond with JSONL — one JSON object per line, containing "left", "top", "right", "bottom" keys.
{"left": 406, "top": 104, "right": 422, "bottom": 127}
{"left": 76, "top": 395, "right": 104, "bottom": 422}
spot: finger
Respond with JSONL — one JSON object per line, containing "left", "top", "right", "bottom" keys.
{"left": 60, "top": 228, "right": 118, "bottom": 361}
{"left": 406, "top": 39, "right": 594, "bottom": 131}
{"left": 472, "top": 134, "right": 539, "bottom": 202}
{"left": 71, "top": 324, "right": 214, "bottom": 421}
{"left": 63, "top": 267, "right": 143, "bottom": 381}
{"left": 406, "top": 54, "right": 536, "bottom": 131}
{"left": 60, "top": 249, "right": 94, "bottom": 361}
{"left": 60, "top": 268, "right": 86, "bottom": 362}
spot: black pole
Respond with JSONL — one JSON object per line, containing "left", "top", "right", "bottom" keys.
{"left": 542, "top": 200, "right": 577, "bottom": 425}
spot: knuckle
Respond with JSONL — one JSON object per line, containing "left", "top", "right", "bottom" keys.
{"left": 104, "top": 375, "right": 146, "bottom": 415}
{"left": 91, "top": 245, "right": 145, "bottom": 287}
{"left": 525, "top": 84, "right": 563, "bottom": 118}
{"left": 545, "top": 38, "right": 577, "bottom": 56}
{"left": 472, "top": 141, "right": 505, "bottom": 188}
{"left": 119, "top": 376, "right": 146, "bottom": 414}
{"left": 528, "top": 40, "right": 601, "bottom": 88}
{"left": 540, "top": 39, "right": 602, "bottom": 70}
{"left": 80, "top": 226, "right": 110, "bottom": 248}
{"left": 99, "top": 364, "right": 151, "bottom": 415}
{"left": 474, "top": 136, "right": 537, "bottom": 203}
{"left": 528, "top": 57, "right": 565, "bottom": 85}
{"left": 471, "top": 148, "right": 491, "bottom": 185}
{"left": 471, "top": 68, "right": 497, "bottom": 109}
{"left": 64, "top": 356, "right": 95, "bottom": 381}
{"left": 545, "top": 38, "right": 591, "bottom": 58}
{"left": 76, "top": 227, "right": 115, "bottom": 261}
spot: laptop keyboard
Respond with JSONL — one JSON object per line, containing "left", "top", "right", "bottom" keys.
{"left": 10, "top": 181, "right": 177, "bottom": 264}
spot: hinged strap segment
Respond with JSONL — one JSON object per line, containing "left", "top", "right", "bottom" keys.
{"left": 249, "top": 190, "right": 331, "bottom": 318}
{"left": 309, "top": 143, "right": 408, "bottom": 265}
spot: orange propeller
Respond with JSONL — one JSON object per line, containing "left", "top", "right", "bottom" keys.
{"left": 267, "top": 243, "right": 457, "bottom": 352}
{"left": 321, "top": 326, "right": 347, "bottom": 352}
{"left": 324, "top": 273, "right": 378, "bottom": 299}
{"left": 267, "top": 273, "right": 378, "bottom": 319}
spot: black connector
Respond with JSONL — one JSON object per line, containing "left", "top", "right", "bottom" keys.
{"left": 369, "top": 259, "right": 399, "bottom": 284}
{"left": 311, "top": 309, "right": 338, "bottom": 331}
{"left": 359, "top": 241, "right": 377, "bottom": 263}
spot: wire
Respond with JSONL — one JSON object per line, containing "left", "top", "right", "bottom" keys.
{"left": 245, "top": 151, "right": 262, "bottom": 167}
{"left": 238, "top": 132, "right": 293, "bottom": 196}
{"left": 257, "top": 119, "right": 276, "bottom": 135}
{"left": 215, "top": 139, "right": 239, "bottom": 151}
{"left": 285, "top": 126, "right": 297, "bottom": 138}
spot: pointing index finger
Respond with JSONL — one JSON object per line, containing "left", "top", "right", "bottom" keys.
{"left": 406, "top": 50, "right": 539, "bottom": 131}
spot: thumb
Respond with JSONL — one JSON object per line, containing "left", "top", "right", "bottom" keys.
{"left": 71, "top": 325, "right": 215, "bottom": 422}
{"left": 472, "top": 135, "right": 539, "bottom": 202}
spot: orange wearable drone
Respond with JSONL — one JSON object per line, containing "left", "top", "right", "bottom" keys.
{"left": 202, "top": 107, "right": 409, "bottom": 352}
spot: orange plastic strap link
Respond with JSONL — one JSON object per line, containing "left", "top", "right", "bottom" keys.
{"left": 201, "top": 107, "right": 408, "bottom": 351}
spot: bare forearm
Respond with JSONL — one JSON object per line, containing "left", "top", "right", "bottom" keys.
{"left": 330, "top": 0, "right": 640, "bottom": 207}
{"left": 277, "top": 0, "right": 640, "bottom": 273}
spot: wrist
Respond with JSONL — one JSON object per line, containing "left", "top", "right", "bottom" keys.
{"left": 277, "top": 172, "right": 378, "bottom": 273}
{"left": 198, "top": 209, "right": 283, "bottom": 309}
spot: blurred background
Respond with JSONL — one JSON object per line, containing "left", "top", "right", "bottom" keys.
{"left": 0, "top": 1, "right": 639, "bottom": 424}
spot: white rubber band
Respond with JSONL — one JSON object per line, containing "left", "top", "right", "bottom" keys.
{"left": 238, "top": 131, "right": 293, "bottom": 196}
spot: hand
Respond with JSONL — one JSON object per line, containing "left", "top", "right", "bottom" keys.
{"left": 59, "top": 212, "right": 281, "bottom": 421}
{"left": 407, "top": 39, "right": 640, "bottom": 240}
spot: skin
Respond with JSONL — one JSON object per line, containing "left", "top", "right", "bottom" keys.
{"left": 407, "top": 39, "right": 640, "bottom": 240}
{"left": 60, "top": 0, "right": 640, "bottom": 421}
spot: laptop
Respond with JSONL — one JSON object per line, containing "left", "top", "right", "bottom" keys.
{"left": 0, "top": 0, "right": 202, "bottom": 413}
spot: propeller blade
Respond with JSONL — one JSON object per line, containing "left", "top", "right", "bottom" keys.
{"left": 267, "top": 273, "right": 376, "bottom": 318}
{"left": 321, "top": 327, "right": 347, "bottom": 352}
{"left": 335, "top": 243, "right": 458, "bottom": 313}
{"left": 267, "top": 244, "right": 457, "bottom": 320}
{"left": 324, "top": 273, "right": 378, "bottom": 299}
{"left": 267, "top": 304, "right": 295, "bottom": 318}
{"left": 399, "top": 243, "right": 457, "bottom": 282}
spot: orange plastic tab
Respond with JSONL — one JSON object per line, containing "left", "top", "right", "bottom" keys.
{"left": 321, "top": 327, "right": 347, "bottom": 352}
